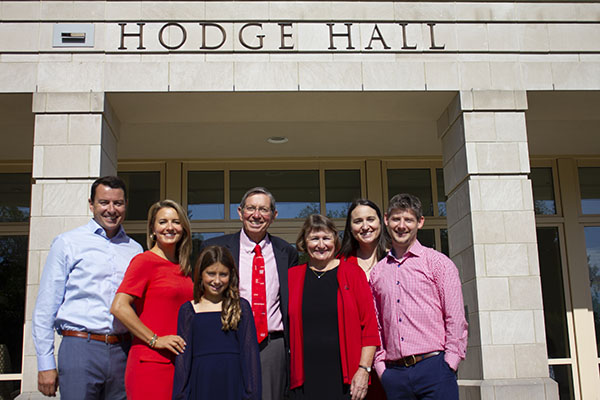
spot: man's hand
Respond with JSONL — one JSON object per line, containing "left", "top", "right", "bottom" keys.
{"left": 38, "top": 369, "right": 58, "bottom": 397}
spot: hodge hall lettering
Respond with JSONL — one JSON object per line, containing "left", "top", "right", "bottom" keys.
{"left": 116, "top": 22, "right": 446, "bottom": 52}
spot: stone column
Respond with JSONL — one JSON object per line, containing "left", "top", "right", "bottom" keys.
{"left": 20, "top": 92, "right": 120, "bottom": 397}
{"left": 437, "top": 91, "right": 559, "bottom": 399}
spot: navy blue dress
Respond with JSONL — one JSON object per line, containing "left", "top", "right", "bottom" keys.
{"left": 172, "top": 299, "right": 261, "bottom": 400}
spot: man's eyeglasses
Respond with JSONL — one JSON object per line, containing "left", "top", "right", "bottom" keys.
{"left": 243, "top": 206, "right": 272, "bottom": 215}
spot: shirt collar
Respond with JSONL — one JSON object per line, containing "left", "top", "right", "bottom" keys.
{"left": 88, "top": 218, "right": 126, "bottom": 240}
{"left": 240, "top": 228, "right": 270, "bottom": 253}
{"left": 386, "top": 239, "right": 424, "bottom": 262}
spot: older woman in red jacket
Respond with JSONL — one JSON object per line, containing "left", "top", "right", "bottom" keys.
{"left": 289, "top": 214, "right": 380, "bottom": 400}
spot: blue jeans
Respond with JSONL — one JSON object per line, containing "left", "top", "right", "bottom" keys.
{"left": 380, "top": 352, "right": 458, "bottom": 400}
{"left": 57, "top": 335, "right": 129, "bottom": 400}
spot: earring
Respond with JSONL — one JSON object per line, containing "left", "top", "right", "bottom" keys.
{"left": 151, "top": 233, "right": 156, "bottom": 241}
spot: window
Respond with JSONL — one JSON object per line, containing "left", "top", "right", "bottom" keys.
{"left": 0, "top": 168, "right": 31, "bottom": 393}
{"left": 0, "top": 235, "right": 28, "bottom": 377}
{"left": 579, "top": 167, "right": 600, "bottom": 214}
{"left": 188, "top": 171, "right": 225, "bottom": 220}
{"left": 118, "top": 171, "right": 161, "bottom": 221}
{"left": 0, "top": 173, "right": 30, "bottom": 223}
{"left": 436, "top": 168, "right": 447, "bottom": 217}
{"left": 530, "top": 167, "right": 557, "bottom": 215}
{"left": 191, "top": 232, "right": 226, "bottom": 265}
{"left": 537, "top": 227, "right": 570, "bottom": 359}
{"left": 325, "top": 170, "right": 361, "bottom": 219}
{"left": 584, "top": 226, "right": 600, "bottom": 356}
{"left": 184, "top": 163, "right": 363, "bottom": 222}
{"left": 383, "top": 163, "right": 448, "bottom": 253}
{"left": 230, "top": 170, "right": 320, "bottom": 219}
{"left": 387, "top": 169, "right": 433, "bottom": 216}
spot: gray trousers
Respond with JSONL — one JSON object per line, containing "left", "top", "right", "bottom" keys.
{"left": 57, "top": 335, "right": 129, "bottom": 400}
{"left": 260, "top": 336, "right": 287, "bottom": 400}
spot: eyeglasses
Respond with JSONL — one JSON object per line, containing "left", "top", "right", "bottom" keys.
{"left": 243, "top": 206, "right": 272, "bottom": 215}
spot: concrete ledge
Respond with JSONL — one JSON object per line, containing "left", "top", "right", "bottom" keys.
{"left": 32, "top": 92, "right": 105, "bottom": 114}
{"left": 16, "top": 392, "right": 52, "bottom": 400}
{"left": 459, "top": 377, "right": 559, "bottom": 400}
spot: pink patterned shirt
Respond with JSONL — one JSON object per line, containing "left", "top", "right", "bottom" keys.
{"left": 369, "top": 240, "right": 468, "bottom": 376}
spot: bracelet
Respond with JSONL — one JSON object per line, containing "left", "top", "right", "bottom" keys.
{"left": 358, "top": 365, "right": 372, "bottom": 373}
{"left": 148, "top": 334, "right": 158, "bottom": 348}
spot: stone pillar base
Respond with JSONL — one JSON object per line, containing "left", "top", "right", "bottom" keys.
{"left": 459, "top": 378, "right": 559, "bottom": 400}
{"left": 16, "top": 392, "right": 53, "bottom": 400}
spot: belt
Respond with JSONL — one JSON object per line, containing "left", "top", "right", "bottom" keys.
{"left": 385, "top": 351, "right": 441, "bottom": 368}
{"left": 258, "top": 331, "right": 284, "bottom": 351}
{"left": 61, "top": 330, "right": 131, "bottom": 344}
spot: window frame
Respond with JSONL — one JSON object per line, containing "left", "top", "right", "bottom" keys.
{"left": 382, "top": 159, "right": 448, "bottom": 253}
{"left": 183, "top": 159, "right": 366, "bottom": 226}
{"left": 117, "top": 161, "right": 166, "bottom": 236}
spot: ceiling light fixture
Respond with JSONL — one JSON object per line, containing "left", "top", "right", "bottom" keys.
{"left": 267, "top": 136, "right": 289, "bottom": 144}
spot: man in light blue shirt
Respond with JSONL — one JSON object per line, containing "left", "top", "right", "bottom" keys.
{"left": 32, "top": 176, "right": 143, "bottom": 399}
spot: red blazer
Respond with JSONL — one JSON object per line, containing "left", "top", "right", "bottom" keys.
{"left": 288, "top": 259, "right": 381, "bottom": 389}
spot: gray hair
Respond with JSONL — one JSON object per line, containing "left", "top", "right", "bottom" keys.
{"left": 239, "top": 187, "right": 277, "bottom": 215}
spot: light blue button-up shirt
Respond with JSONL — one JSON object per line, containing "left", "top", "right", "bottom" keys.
{"left": 32, "top": 219, "right": 143, "bottom": 371}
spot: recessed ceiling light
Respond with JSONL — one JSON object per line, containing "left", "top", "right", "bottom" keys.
{"left": 267, "top": 136, "right": 289, "bottom": 144}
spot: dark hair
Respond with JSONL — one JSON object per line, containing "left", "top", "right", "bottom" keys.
{"left": 386, "top": 193, "right": 423, "bottom": 220}
{"left": 193, "top": 246, "right": 241, "bottom": 331}
{"left": 296, "top": 214, "right": 341, "bottom": 254}
{"left": 90, "top": 176, "right": 127, "bottom": 202}
{"left": 339, "top": 199, "right": 388, "bottom": 261}
{"left": 147, "top": 200, "right": 192, "bottom": 276}
{"left": 239, "top": 187, "right": 276, "bottom": 215}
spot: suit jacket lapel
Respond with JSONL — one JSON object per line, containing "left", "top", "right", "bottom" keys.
{"left": 270, "top": 234, "right": 289, "bottom": 316}
{"left": 228, "top": 231, "right": 242, "bottom": 269}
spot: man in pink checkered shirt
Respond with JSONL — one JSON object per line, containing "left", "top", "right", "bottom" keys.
{"left": 370, "top": 193, "right": 468, "bottom": 400}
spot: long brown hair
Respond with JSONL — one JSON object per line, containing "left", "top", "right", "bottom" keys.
{"left": 339, "top": 198, "right": 389, "bottom": 261}
{"left": 193, "top": 246, "right": 241, "bottom": 331}
{"left": 146, "top": 200, "right": 192, "bottom": 275}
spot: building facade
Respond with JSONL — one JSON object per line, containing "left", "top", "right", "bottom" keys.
{"left": 0, "top": 0, "right": 599, "bottom": 399}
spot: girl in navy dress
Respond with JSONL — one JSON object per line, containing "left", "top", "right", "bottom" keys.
{"left": 172, "top": 245, "right": 261, "bottom": 400}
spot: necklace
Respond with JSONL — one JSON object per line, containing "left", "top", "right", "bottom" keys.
{"left": 309, "top": 267, "right": 328, "bottom": 279}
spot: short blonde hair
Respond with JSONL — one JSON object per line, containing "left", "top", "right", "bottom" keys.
{"left": 296, "top": 214, "right": 341, "bottom": 254}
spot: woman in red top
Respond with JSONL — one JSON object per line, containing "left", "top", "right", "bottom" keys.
{"left": 339, "top": 199, "right": 389, "bottom": 400}
{"left": 111, "top": 199, "right": 194, "bottom": 400}
{"left": 289, "top": 214, "right": 380, "bottom": 400}
{"left": 339, "top": 199, "right": 389, "bottom": 279}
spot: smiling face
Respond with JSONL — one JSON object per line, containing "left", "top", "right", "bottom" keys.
{"left": 350, "top": 205, "right": 382, "bottom": 249}
{"left": 305, "top": 228, "right": 337, "bottom": 267}
{"left": 238, "top": 193, "right": 277, "bottom": 243}
{"left": 89, "top": 184, "right": 126, "bottom": 238}
{"left": 201, "top": 262, "right": 231, "bottom": 302}
{"left": 384, "top": 208, "right": 424, "bottom": 256}
{"left": 152, "top": 207, "right": 183, "bottom": 249}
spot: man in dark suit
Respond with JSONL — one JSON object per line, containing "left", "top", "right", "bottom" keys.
{"left": 201, "top": 187, "right": 298, "bottom": 400}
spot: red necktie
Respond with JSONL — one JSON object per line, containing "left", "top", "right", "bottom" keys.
{"left": 252, "top": 244, "right": 268, "bottom": 343}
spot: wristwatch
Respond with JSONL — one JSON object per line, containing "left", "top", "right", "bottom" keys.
{"left": 358, "top": 365, "right": 372, "bottom": 373}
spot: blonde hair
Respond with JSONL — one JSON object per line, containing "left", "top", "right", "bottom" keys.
{"left": 194, "top": 246, "right": 241, "bottom": 331}
{"left": 146, "top": 199, "right": 192, "bottom": 276}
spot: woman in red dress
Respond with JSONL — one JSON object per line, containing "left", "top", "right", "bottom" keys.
{"left": 111, "top": 199, "right": 194, "bottom": 400}
{"left": 339, "top": 199, "right": 389, "bottom": 400}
